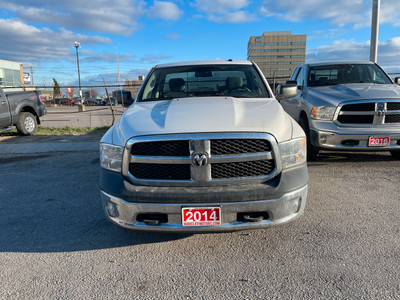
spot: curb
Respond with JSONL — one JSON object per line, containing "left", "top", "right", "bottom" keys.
{"left": 0, "top": 141, "right": 99, "bottom": 155}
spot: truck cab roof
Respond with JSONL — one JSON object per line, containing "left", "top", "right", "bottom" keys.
{"left": 155, "top": 59, "right": 253, "bottom": 69}
{"left": 300, "top": 61, "right": 375, "bottom": 68}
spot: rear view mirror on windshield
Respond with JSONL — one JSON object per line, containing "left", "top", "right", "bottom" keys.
{"left": 194, "top": 68, "right": 213, "bottom": 77}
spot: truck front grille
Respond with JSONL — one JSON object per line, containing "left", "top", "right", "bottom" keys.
{"left": 386, "top": 114, "right": 400, "bottom": 123}
{"left": 387, "top": 102, "right": 400, "bottom": 111}
{"left": 211, "top": 160, "right": 275, "bottom": 179}
{"left": 129, "top": 163, "right": 191, "bottom": 180}
{"left": 210, "top": 139, "right": 271, "bottom": 154}
{"left": 337, "top": 100, "right": 400, "bottom": 125}
{"left": 123, "top": 133, "right": 280, "bottom": 186}
{"left": 131, "top": 140, "right": 189, "bottom": 156}
{"left": 337, "top": 115, "right": 374, "bottom": 124}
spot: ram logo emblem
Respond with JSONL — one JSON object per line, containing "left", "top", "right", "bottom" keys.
{"left": 376, "top": 103, "right": 385, "bottom": 116}
{"left": 192, "top": 153, "right": 208, "bottom": 167}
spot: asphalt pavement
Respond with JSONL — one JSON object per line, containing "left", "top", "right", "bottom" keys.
{"left": 0, "top": 133, "right": 399, "bottom": 299}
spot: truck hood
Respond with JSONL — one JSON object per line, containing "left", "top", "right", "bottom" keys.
{"left": 114, "top": 97, "right": 293, "bottom": 144}
{"left": 307, "top": 83, "right": 400, "bottom": 106}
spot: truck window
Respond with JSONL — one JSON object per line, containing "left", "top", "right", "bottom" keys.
{"left": 142, "top": 72, "right": 156, "bottom": 100}
{"left": 308, "top": 64, "right": 392, "bottom": 86}
{"left": 291, "top": 67, "right": 300, "bottom": 81}
{"left": 295, "top": 67, "right": 303, "bottom": 88}
{"left": 138, "top": 64, "right": 270, "bottom": 101}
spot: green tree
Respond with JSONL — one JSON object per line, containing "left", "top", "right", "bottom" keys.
{"left": 53, "top": 78, "right": 61, "bottom": 97}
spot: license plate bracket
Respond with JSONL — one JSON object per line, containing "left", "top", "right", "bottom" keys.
{"left": 368, "top": 136, "right": 390, "bottom": 147}
{"left": 182, "top": 207, "right": 221, "bottom": 227}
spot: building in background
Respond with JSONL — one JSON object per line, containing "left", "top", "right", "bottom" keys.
{"left": 123, "top": 75, "right": 145, "bottom": 99}
{"left": 247, "top": 31, "right": 306, "bottom": 86}
{"left": 0, "top": 59, "right": 24, "bottom": 88}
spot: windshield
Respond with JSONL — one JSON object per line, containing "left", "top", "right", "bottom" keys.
{"left": 308, "top": 64, "right": 392, "bottom": 87}
{"left": 138, "top": 64, "right": 270, "bottom": 101}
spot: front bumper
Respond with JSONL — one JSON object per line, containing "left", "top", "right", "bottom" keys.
{"left": 101, "top": 185, "right": 307, "bottom": 232}
{"left": 99, "top": 164, "right": 308, "bottom": 232}
{"left": 310, "top": 120, "right": 400, "bottom": 151}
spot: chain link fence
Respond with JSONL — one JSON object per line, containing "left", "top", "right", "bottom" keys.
{"left": 32, "top": 83, "right": 141, "bottom": 128}
{"left": 6, "top": 72, "right": 400, "bottom": 128}
{"left": 39, "top": 106, "right": 125, "bottom": 128}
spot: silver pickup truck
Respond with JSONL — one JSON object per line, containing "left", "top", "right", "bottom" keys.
{"left": 279, "top": 61, "right": 400, "bottom": 160}
{"left": 99, "top": 60, "right": 308, "bottom": 232}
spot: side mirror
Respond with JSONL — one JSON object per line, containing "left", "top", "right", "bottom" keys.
{"left": 395, "top": 77, "right": 400, "bottom": 85}
{"left": 276, "top": 83, "right": 297, "bottom": 101}
{"left": 286, "top": 80, "right": 302, "bottom": 90}
{"left": 123, "top": 91, "right": 134, "bottom": 107}
{"left": 115, "top": 90, "right": 134, "bottom": 107}
{"left": 286, "top": 80, "right": 297, "bottom": 85}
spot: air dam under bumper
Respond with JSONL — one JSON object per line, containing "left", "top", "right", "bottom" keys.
{"left": 101, "top": 185, "right": 307, "bottom": 232}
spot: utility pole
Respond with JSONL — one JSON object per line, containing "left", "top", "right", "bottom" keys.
{"left": 20, "top": 63, "right": 25, "bottom": 91}
{"left": 370, "top": 0, "right": 380, "bottom": 63}
{"left": 30, "top": 66, "right": 34, "bottom": 86}
{"left": 116, "top": 47, "right": 123, "bottom": 106}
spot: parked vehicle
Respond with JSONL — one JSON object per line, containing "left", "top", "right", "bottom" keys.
{"left": 70, "top": 97, "right": 84, "bottom": 106}
{"left": 99, "top": 60, "right": 308, "bottom": 232}
{"left": 277, "top": 61, "right": 400, "bottom": 160}
{"left": 113, "top": 90, "right": 133, "bottom": 107}
{"left": 97, "top": 97, "right": 118, "bottom": 106}
{"left": 65, "top": 98, "right": 75, "bottom": 106}
{"left": 84, "top": 98, "right": 99, "bottom": 106}
{"left": 52, "top": 98, "right": 72, "bottom": 105}
{"left": 0, "top": 87, "right": 47, "bottom": 135}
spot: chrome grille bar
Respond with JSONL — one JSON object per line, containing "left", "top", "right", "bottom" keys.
{"left": 122, "top": 132, "right": 281, "bottom": 187}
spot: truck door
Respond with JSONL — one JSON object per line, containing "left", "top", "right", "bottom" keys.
{"left": 0, "top": 90, "right": 11, "bottom": 127}
{"left": 281, "top": 67, "right": 303, "bottom": 121}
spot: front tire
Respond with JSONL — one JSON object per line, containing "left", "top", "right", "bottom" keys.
{"left": 16, "top": 112, "right": 38, "bottom": 136}
{"left": 298, "top": 116, "right": 319, "bottom": 160}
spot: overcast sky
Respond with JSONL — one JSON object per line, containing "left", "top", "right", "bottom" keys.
{"left": 0, "top": 0, "right": 399, "bottom": 87}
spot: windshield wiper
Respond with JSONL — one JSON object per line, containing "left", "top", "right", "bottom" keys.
{"left": 141, "top": 96, "right": 174, "bottom": 102}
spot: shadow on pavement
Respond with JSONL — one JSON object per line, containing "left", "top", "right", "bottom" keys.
{"left": 0, "top": 131, "right": 105, "bottom": 144}
{"left": 0, "top": 214, "right": 190, "bottom": 253}
{"left": 0, "top": 188, "right": 191, "bottom": 253}
{"left": 0, "top": 142, "right": 190, "bottom": 253}
{"left": 308, "top": 150, "right": 398, "bottom": 166}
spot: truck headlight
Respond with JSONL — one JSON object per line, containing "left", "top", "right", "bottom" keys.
{"left": 310, "top": 106, "right": 336, "bottom": 120}
{"left": 100, "top": 143, "right": 124, "bottom": 172}
{"left": 280, "top": 138, "right": 307, "bottom": 169}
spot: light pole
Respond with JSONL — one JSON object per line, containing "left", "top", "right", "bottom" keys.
{"left": 74, "top": 41, "right": 85, "bottom": 111}
{"left": 370, "top": 0, "right": 380, "bottom": 63}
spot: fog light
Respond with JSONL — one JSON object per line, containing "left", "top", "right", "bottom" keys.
{"left": 320, "top": 136, "right": 327, "bottom": 144}
{"left": 105, "top": 201, "right": 116, "bottom": 217}
{"left": 292, "top": 198, "right": 301, "bottom": 214}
